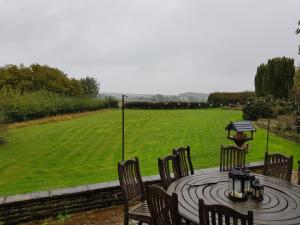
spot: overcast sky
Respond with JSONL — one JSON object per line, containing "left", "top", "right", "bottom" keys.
{"left": 0, "top": 0, "right": 299, "bottom": 94}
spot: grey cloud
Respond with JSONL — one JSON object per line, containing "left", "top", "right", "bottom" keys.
{"left": 0, "top": 0, "right": 299, "bottom": 94}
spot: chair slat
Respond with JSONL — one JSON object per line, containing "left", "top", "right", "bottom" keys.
{"left": 198, "top": 198, "right": 253, "bottom": 225}
{"left": 158, "top": 155, "right": 181, "bottom": 190}
{"left": 298, "top": 160, "right": 300, "bottom": 185}
{"left": 118, "top": 157, "right": 151, "bottom": 225}
{"left": 264, "top": 152, "right": 293, "bottom": 182}
{"left": 220, "top": 145, "right": 246, "bottom": 171}
{"left": 147, "top": 185, "right": 181, "bottom": 225}
{"left": 173, "top": 146, "right": 194, "bottom": 177}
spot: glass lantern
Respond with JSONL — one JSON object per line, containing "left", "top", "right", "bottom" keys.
{"left": 252, "top": 179, "right": 264, "bottom": 201}
{"left": 244, "top": 170, "right": 255, "bottom": 195}
{"left": 228, "top": 167, "right": 248, "bottom": 201}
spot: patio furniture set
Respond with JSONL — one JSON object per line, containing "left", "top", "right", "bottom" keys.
{"left": 118, "top": 146, "right": 300, "bottom": 225}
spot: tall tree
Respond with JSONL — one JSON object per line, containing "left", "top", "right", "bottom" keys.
{"left": 80, "top": 77, "right": 100, "bottom": 97}
{"left": 0, "top": 64, "right": 86, "bottom": 96}
{"left": 254, "top": 57, "right": 295, "bottom": 99}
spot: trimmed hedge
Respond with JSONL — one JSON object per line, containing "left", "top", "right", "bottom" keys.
{"left": 124, "top": 101, "right": 215, "bottom": 109}
{"left": 0, "top": 90, "right": 118, "bottom": 122}
{"left": 208, "top": 91, "right": 256, "bottom": 105}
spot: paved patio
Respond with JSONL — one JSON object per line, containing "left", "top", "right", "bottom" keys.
{"left": 23, "top": 206, "right": 124, "bottom": 225}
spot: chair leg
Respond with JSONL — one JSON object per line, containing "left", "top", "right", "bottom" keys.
{"left": 124, "top": 214, "right": 129, "bottom": 225}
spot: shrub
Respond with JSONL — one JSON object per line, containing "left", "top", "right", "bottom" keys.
{"left": 102, "top": 96, "right": 119, "bottom": 108}
{"left": 0, "top": 111, "right": 7, "bottom": 144}
{"left": 208, "top": 91, "right": 256, "bottom": 106}
{"left": 124, "top": 101, "right": 213, "bottom": 109}
{"left": 242, "top": 97, "right": 275, "bottom": 120}
{"left": 0, "top": 90, "right": 118, "bottom": 123}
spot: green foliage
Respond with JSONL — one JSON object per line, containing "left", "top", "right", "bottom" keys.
{"left": 291, "top": 69, "right": 300, "bottom": 103}
{"left": 0, "top": 90, "right": 118, "bottom": 122}
{"left": 79, "top": 77, "right": 100, "bottom": 97}
{"left": 0, "top": 111, "right": 7, "bottom": 144}
{"left": 125, "top": 101, "right": 212, "bottom": 109}
{"left": 254, "top": 57, "right": 295, "bottom": 99}
{"left": 207, "top": 91, "right": 256, "bottom": 105}
{"left": 0, "top": 64, "right": 88, "bottom": 96}
{"left": 56, "top": 211, "right": 71, "bottom": 222}
{"left": 242, "top": 97, "right": 275, "bottom": 121}
{"left": 296, "top": 20, "right": 300, "bottom": 54}
{"left": 102, "top": 96, "right": 119, "bottom": 108}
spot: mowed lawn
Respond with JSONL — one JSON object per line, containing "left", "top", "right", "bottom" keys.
{"left": 0, "top": 109, "right": 299, "bottom": 196}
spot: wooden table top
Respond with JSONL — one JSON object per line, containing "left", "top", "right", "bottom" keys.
{"left": 167, "top": 171, "right": 300, "bottom": 225}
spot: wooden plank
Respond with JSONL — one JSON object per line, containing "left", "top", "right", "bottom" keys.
{"left": 167, "top": 172, "right": 300, "bottom": 225}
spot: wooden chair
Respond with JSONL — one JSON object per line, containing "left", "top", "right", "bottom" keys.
{"left": 158, "top": 155, "right": 181, "bottom": 190}
{"left": 220, "top": 145, "right": 246, "bottom": 171}
{"left": 298, "top": 160, "right": 300, "bottom": 185}
{"left": 147, "top": 185, "right": 181, "bottom": 225}
{"left": 263, "top": 152, "right": 293, "bottom": 182}
{"left": 118, "top": 157, "right": 152, "bottom": 225}
{"left": 173, "top": 146, "right": 194, "bottom": 177}
{"left": 198, "top": 199, "right": 253, "bottom": 225}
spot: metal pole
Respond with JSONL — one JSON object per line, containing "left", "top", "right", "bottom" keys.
{"left": 266, "top": 118, "right": 270, "bottom": 152}
{"left": 122, "top": 95, "right": 125, "bottom": 161}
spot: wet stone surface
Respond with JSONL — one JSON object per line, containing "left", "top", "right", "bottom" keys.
{"left": 22, "top": 206, "right": 124, "bottom": 225}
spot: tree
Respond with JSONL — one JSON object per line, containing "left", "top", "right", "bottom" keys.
{"left": 0, "top": 64, "right": 86, "bottom": 96}
{"left": 152, "top": 94, "right": 165, "bottom": 102}
{"left": 80, "top": 77, "right": 100, "bottom": 97}
{"left": 254, "top": 57, "right": 295, "bottom": 99}
{"left": 296, "top": 20, "right": 300, "bottom": 54}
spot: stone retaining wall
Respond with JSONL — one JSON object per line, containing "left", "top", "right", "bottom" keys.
{"left": 0, "top": 176, "right": 160, "bottom": 225}
{"left": 0, "top": 163, "right": 264, "bottom": 225}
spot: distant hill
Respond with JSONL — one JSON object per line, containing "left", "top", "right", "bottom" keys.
{"left": 178, "top": 92, "right": 208, "bottom": 101}
{"left": 102, "top": 92, "right": 208, "bottom": 102}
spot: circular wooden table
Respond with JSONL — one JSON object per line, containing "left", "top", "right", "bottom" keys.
{"left": 167, "top": 171, "right": 300, "bottom": 225}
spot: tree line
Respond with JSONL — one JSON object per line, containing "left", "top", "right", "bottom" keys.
{"left": 254, "top": 57, "right": 295, "bottom": 99}
{"left": 207, "top": 91, "right": 256, "bottom": 105}
{"left": 0, "top": 64, "right": 99, "bottom": 97}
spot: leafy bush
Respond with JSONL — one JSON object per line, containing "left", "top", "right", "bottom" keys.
{"left": 0, "top": 90, "right": 118, "bottom": 122}
{"left": 242, "top": 97, "right": 275, "bottom": 120}
{"left": 0, "top": 111, "right": 7, "bottom": 144}
{"left": 102, "top": 96, "right": 119, "bottom": 108}
{"left": 0, "top": 64, "right": 100, "bottom": 97}
{"left": 124, "top": 101, "right": 213, "bottom": 109}
{"left": 208, "top": 91, "right": 256, "bottom": 105}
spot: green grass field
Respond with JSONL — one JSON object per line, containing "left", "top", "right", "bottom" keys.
{"left": 0, "top": 109, "right": 299, "bottom": 196}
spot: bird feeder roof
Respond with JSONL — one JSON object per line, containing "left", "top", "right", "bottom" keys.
{"left": 225, "top": 121, "right": 256, "bottom": 132}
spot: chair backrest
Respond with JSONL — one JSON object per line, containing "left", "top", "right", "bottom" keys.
{"left": 158, "top": 155, "right": 181, "bottom": 190}
{"left": 263, "top": 152, "right": 293, "bottom": 182}
{"left": 173, "top": 146, "right": 194, "bottom": 177}
{"left": 147, "top": 185, "right": 181, "bottom": 225}
{"left": 118, "top": 157, "right": 145, "bottom": 207}
{"left": 298, "top": 160, "right": 300, "bottom": 185}
{"left": 198, "top": 199, "right": 253, "bottom": 225}
{"left": 220, "top": 145, "right": 246, "bottom": 171}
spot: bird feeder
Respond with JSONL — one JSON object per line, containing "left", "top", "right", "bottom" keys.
{"left": 225, "top": 121, "right": 256, "bottom": 148}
